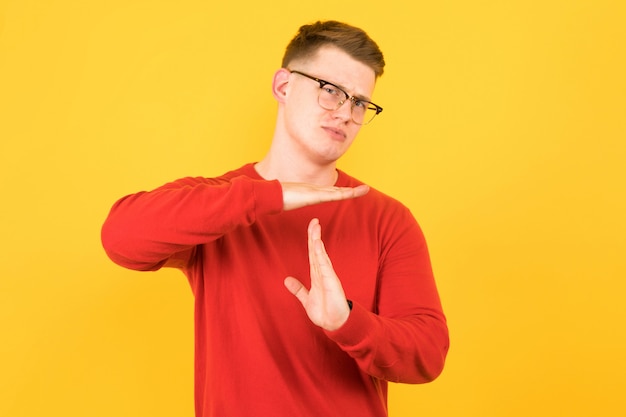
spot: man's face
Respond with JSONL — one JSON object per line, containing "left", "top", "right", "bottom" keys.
{"left": 281, "top": 45, "right": 377, "bottom": 165}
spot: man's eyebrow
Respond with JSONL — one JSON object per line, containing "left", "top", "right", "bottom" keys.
{"left": 331, "top": 80, "right": 372, "bottom": 102}
{"left": 351, "top": 92, "right": 372, "bottom": 102}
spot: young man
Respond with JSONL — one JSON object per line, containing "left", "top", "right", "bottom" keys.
{"left": 102, "top": 21, "right": 449, "bottom": 417}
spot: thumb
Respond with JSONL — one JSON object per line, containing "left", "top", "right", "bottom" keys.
{"left": 284, "top": 277, "right": 309, "bottom": 306}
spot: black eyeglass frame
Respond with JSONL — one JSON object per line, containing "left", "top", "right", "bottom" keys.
{"left": 288, "top": 69, "right": 383, "bottom": 125}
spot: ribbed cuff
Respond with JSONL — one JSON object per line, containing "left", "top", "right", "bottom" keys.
{"left": 324, "top": 302, "right": 375, "bottom": 349}
{"left": 245, "top": 177, "right": 284, "bottom": 215}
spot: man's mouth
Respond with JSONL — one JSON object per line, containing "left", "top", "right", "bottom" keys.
{"left": 322, "top": 126, "right": 347, "bottom": 141}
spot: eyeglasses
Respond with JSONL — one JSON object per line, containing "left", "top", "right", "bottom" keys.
{"left": 288, "top": 70, "right": 383, "bottom": 125}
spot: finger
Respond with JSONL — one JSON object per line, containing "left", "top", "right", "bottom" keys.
{"left": 284, "top": 276, "right": 309, "bottom": 305}
{"left": 308, "top": 218, "right": 321, "bottom": 241}
{"left": 307, "top": 218, "right": 320, "bottom": 265}
{"left": 308, "top": 219, "right": 322, "bottom": 288}
{"left": 309, "top": 219, "right": 331, "bottom": 269}
{"left": 281, "top": 183, "right": 370, "bottom": 211}
{"left": 312, "top": 236, "right": 348, "bottom": 315}
{"left": 313, "top": 238, "right": 342, "bottom": 296}
{"left": 314, "top": 238, "right": 334, "bottom": 272}
{"left": 352, "top": 184, "right": 370, "bottom": 198}
{"left": 325, "top": 184, "right": 370, "bottom": 203}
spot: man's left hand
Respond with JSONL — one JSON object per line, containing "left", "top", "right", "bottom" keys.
{"left": 284, "top": 218, "right": 350, "bottom": 331}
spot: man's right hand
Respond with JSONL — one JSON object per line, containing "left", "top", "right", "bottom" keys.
{"left": 281, "top": 182, "right": 370, "bottom": 211}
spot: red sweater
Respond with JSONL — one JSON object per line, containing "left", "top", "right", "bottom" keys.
{"left": 101, "top": 164, "right": 449, "bottom": 417}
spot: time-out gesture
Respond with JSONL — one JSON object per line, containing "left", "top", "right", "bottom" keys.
{"left": 284, "top": 218, "right": 351, "bottom": 331}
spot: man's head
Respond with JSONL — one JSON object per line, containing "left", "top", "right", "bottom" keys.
{"left": 281, "top": 21, "right": 385, "bottom": 78}
{"left": 267, "top": 21, "right": 384, "bottom": 169}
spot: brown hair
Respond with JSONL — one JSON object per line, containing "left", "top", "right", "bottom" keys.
{"left": 281, "top": 21, "right": 385, "bottom": 77}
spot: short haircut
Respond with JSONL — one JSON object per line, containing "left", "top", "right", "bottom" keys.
{"left": 282, "top": 21, "right": 385, "bottom": 78}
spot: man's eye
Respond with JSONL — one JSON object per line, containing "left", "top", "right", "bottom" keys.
{"left": 323, "top": 86, "right": 340, "bottom": 96}
{"left": 354, "top": 100, "right": 367, "bottom": 109}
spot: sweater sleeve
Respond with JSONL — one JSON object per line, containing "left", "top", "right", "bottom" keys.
{"left": 101, "top": 175, "right": 284, "bottom": 271}
{"left": 324, "top": 205, "right": 449, "bottom": 384}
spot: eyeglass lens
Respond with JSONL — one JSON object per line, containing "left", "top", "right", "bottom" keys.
{"left": 318, "top": 88, "right": 378, "bottom": 125}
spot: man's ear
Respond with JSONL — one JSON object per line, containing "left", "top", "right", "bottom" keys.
{"left": 272, "top": 68, "right": 291, "bottom": 103}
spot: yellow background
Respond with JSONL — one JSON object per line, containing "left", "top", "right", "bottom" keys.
{"left": 1, "top": 0, "right": 625, "bottom": 416}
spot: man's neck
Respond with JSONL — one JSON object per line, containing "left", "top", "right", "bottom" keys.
{"left": 254, "top": 152, "right": 338, "bottom": 186}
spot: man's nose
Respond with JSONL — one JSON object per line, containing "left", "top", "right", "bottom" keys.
{"left": 332, "top": 99, "right": 352, "bottom": 121}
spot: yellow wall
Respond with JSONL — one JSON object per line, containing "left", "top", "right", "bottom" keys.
{"left": 1, "top": 0, "right": 625, "bottom": 416}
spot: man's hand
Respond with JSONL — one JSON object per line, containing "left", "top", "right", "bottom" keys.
{"left": 281, "top": 182, "right": 369, "bottom": 211}
{"left": 284, "top": 218, "right": 351, "bottom": 331}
